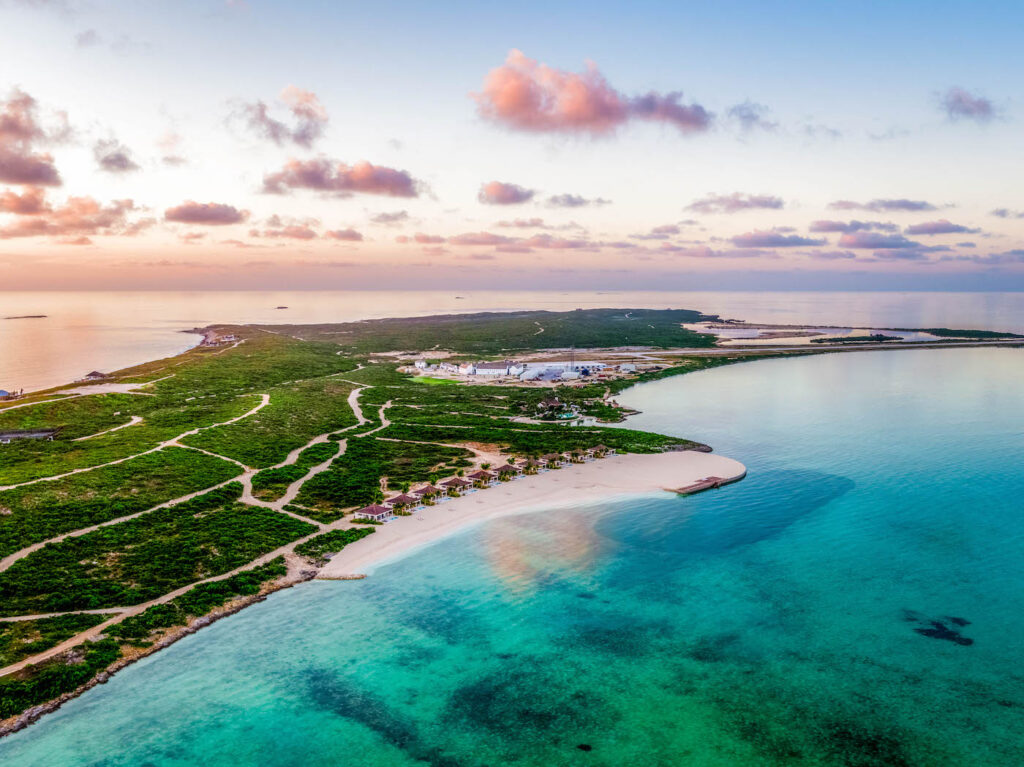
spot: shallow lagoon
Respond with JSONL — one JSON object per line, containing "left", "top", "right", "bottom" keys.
{"left": 2, "top": 347, "right": 1023, "bottom": 765}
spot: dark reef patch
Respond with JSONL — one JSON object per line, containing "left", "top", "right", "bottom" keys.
{"left": 902, "top": 611, "right": 974, "bottom": 646}
{"left": 304, "top": 667, "right": 466, "bottom": 767}
{"left": 444, "top": 657, "right": 612, "bottom": 745}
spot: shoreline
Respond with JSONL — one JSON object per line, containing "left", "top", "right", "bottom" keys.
{"left": 318, "top": 451, "right": 747, "bottom": 578}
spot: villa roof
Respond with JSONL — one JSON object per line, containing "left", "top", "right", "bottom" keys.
{"left": 494, "top": 464, "right": 519, "bottom": 473}
{"left": 468, "top": 470, "right": 494, "bottom": 479}
{"left": 387, "top": 494, "right": 420, "bottom": 505}
{"left": 85, "top": 371, "right": 108, "bottom": 378}
{"left": 591, "top": 444, "right": 609, "bottom": 451}
{"left": 542, "top": 453, "right": 564, "bottom": 460}
{"left": 441, "top": 477, "right": 471, "bottom": 487}
{"left": 356, "top": 504, "right": 390, "bottom": 515}
{"left": 413, "top": 485, "right": 442, "bottom": 495}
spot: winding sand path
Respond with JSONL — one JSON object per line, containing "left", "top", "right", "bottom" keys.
{"left": 0, "top": 394, "right": 269, "bottom": 492}
{"left": 73, "top": 415, "right": 144, "bottom": 441}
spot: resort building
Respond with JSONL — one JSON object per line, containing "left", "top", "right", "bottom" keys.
{"left": 494, "top": 463, "right": 523, "bottom": 478}
{"left": 542, "top": 452, "right": 566, "bottom": 467}
{"left": 474, "top": 360, "right": 525, "bottom": 377}
{"left": 413, "top": 484, "right": 445, "bottom": 499}
{"left": 386, "top": 493, "right": 421, "bottom": 510}
{"left": 468, "top": 470, "right": 497, "bottom": 486}
{"left": 354, "top": 504, "right": 392, "bottom": 522}
{"left": 441, "top": 477, "right": 472, "bottom": 492}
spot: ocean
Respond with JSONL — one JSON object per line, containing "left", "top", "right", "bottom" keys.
{"left": 2, "top": 290, "right": 1024, "bottom": 392}
{"left": 1, "top": 345, "right": 1021, "bottom": 765}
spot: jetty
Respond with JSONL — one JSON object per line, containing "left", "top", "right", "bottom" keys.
{"left": 672, "top": 472, "right": 746, "bottom": 495}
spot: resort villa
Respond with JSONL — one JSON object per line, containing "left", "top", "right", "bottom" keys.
{"left": 354, "top": 504, "right": 393, "bottom": 522}
{"left": 347, "top": 443, "right": 615, "bottom": 523}
{"left": 386, "top": 493, "right": 422, "bottom": 510}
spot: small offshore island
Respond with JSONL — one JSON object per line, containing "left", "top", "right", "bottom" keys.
{"left": 0, "top": 308, "right": 1021, "bottom": 736}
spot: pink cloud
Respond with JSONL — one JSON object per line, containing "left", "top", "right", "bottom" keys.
{"left": 838, "top": 232, "right": 920, "bottom": 249}
{"left": 326, "top": 228, "right": 363, "bottom": 241}
{"left": 0, "top": 88, "right": 65, "bottom": 186}
{"left": 940, "top": 87, "right": 994, "bottom": 123}
{"left": 93, "top": 138, "right": 140, "bottom": 173}
{"left": 235, "top": 85, "right": 328, "bottom": 147}
{"left": 0, "top": 196, "right": 138, "bottom": 239}
{"left": 522, "top": 233, "right": 589, "bottom": 249}
{"left": 448, "top": 231, "right": 513, "bottom": 246}
{"left": 165, "top": 201, "right": 249, "bottom": 225}
{"left": 904, "top": 219, "right": 979, "bottom": 235}
{"left": 809, "top": 220, "right": 897, "bottom": 233}
{"left": 0, "top": 185, "right": 49, "bottom": 214}
{"left": 262, "top": 158, "right": 420, "bottom": 197}
{"left": 829, "top": 198, "right": 938, "bottom": 212}
{"left": 254, "top": 224, "right": 318, "bottom": 239}
{"left": 478, "top": 180, "right": 534, "bottom": 205}
{"left": 473, "top": 49, "right": 711, "bottom": 136}
{"left": 731, "top": 230, "right": 825, "bottom": 247}
{"left": 686, "top": 193, "right": 783, "bottom": 214}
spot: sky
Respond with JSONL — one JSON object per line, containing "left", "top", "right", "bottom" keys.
{"left": 0, "top": 0, "right": 1022, "bottom": 290}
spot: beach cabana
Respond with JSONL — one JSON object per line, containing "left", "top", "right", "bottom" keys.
{"left": 413, "top": 484, "right": 444, "bottom": 498}
{"left": 386, "top": 493, "right": 422, "bottom": 511}
{"left": 468, "top": 470, "right": 496, "bottom": 487}
{"left": 542, "top": 453, "right": 565, "bottom": 467}
{"left": 354, "top": 504, "right": 392, "bottom": 522}
{"left": 590, "top": 444, "right": 614, "bottom": 458}
{"left": 494, "top": 463, "right": 522, "bottom": 479}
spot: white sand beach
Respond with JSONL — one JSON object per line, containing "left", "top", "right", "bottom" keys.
{"left": 317, "top": 450, "right": 746, "bottom": 578}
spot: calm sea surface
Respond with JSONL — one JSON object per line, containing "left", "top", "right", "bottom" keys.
{"left": 2, "top": 290, "right": 1024, "bottom": 392}
{"left": 1, "top": 346, "right": 1022, "bottom": 766}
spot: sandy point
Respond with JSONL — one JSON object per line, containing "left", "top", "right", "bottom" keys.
{"left": 317, "top": 450, "right": 746, "bottom": 578}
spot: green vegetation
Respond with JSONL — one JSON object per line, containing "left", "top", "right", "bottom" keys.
{"left": 408, "top": 376, "right": 457, "bottom": 385}
{"left": 811, "top": 334, "right": 894, "bottom": 344}
{"left": 0, "top": 447, "right": 242, "bottom": 559}
{"left": 896, "top": 327, "right": 1024, "bottom": 339}
{"left": 250, "top": 442, "right": 339, "bottom": 500}
{"left": 0, "top": 638, "right": 121, "bottom": 720}
{"left": 182, "top": 378, "right": 358, "bottom": 468}
{"left": 0, "top": 485, "right": 315, "bottom": 616}
{"left": 293, "top": 528, "right": 374, "bottom": 564}
{"left": 107, "top": 558, "right": 288, "bottom": 645}
{"left": 296, "top": 438, "right": 472, "bottom": 518}
{"left": 257, "top": 308, "right": 717, "bottom": 354}
{"left": 0, "top": 613, "right": 107, "bottom": 666}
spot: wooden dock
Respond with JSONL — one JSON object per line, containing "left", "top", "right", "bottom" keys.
{"left": 672, "top": 471, "right": 746, "bottom": 496}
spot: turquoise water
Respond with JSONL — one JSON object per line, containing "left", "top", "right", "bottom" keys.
{"left": 2, "top": 347, "right": 1023, "bottom": 765}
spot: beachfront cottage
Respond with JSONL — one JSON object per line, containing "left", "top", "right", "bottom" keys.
{"left": 81, "top": 371, "right": 110, "bottom": 382}
{"left": 494, "top": 463, "right": 522, "bottom": 479}
{"left": 413, "top": 484, "right": 445, "bottom": 499}
{"left": 468, "top": 470, "right": 496, "bottom": 487}
{"left": 441, "top": 477, "right": 473, "bottom": 495}
{"left": 386, "top": 493, "right": 421, "bottom": 510}
{"left": 542, "top": 452, "right": 565, "bottom": 467}
{"left": 354, "top": 504, "right": 392, "bottom": 522}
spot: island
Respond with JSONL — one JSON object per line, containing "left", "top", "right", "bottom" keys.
{"left": 1, "top": 307, "right": 1020, "bottom": 736}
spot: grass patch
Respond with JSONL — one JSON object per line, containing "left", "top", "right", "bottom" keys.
{"left": 250, "top": 442, "right": 339, "bottom": 501}
{"left": 106, "top": 557, "right": 288, "bottom": 645}
{"left": 0, "top": 613, "right": 107, "bottom": 667}
{"left": 293, "top": 527, "right": 374, "bottom": 564}
{"left": 0, "top": 447, "right": 243, "bottom": 559}
{"left": 0, "top": 485, "right": 314, "bottom": 616}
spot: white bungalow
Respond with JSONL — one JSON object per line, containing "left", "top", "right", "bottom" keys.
{"left": 354, "top": 504, "right": 392, "bottom": 522}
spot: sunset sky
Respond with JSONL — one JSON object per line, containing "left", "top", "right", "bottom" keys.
{"left": 1, "top": 0, "right": 1022, "bottom": 290}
